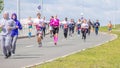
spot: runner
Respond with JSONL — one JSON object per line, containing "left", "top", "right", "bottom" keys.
{"left": 68, "top": 19, "right": 74, "bottom": 37}
{"left": 34, "top": 13, "right": 43, "bottom": 47}
{"left": 81, "top": 19, "right": 89, "bottom": 41}
{"left": 87, "top": 19, "right": 93, "bottom": 35}
{"left": 71, "top": 19, "right": 76, "bottom": 34}
{"left": 94, "top": 20, "right": 100, "bottom": 35}
{"left": 0, "top": 11, "right": 16, "bottom": 58}
{"left": 49, "top": 16, "right": 54, "bottom": 38}
{"left": 42, "top": 17, "right": 47, "bottom": 37}
{"left": 11, "top": 13, "right": 22, "bottom": 55}
{"left": 76, "top": 19, "right": 81, "bottom": 36}
{"left": 51, "top": 15, "right": 60, "bottom": 45}
{"left": 27, "top": 16, "right": 33, "bottom": 38}
{"left": 107, "top": 21, "right": 112, "bottom": 33}
{"left": 62, "top": 17, "right": 69, "bottom": 39}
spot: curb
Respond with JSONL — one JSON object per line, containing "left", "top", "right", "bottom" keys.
{"left": 23, "top": 32, "right": 118, "bottom": 68}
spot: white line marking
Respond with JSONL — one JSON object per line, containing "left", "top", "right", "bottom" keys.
{"left": 26, "top": 45, "right": 34, "bottom": 48}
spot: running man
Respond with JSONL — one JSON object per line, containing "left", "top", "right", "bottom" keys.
{"left": 94, "top": 20, "right": 100, "bottom": 35}
{"left": 108, "top": 21, "right": 112, "bottom": 33}
{"left": 81, "top": 19, "right": 89, "bottom": 41}
{"left": 51, "top": 15, "right": 60, "bottom": 45}
{"left": 34, "top": 13, "right": 43, "bottom": 47}
{"left": 68, "top": 19, "right": 74, "bottom": 37}
{"left": 0, "top": 11, "right": 16, "bottom": 58}
{"left": 87, "top": 19, "right": 93, "bottom": 35}
{"left": 27, "top": 16, "right": 33, "bottom": 38}
{"left": 42, "top": 17, "right": 47, "bottom": 37}
{"left": 71, "top": 19, "right": 76, "bottom": 34}
{"left": 62, "top": 17, "right": 69, "bottom": 39}
{"left": 11, "top": 13, "right": 22, "bottom": 54}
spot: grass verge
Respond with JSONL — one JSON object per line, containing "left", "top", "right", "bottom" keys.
{"left": 30, "top": 25, "right": 120, "bottom": 68}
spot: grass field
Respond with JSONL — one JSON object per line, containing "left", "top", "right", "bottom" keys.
{"left": 30, "top": 25, "right": 120, "bottom": 68}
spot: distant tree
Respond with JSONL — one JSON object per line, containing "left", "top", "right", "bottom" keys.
{"left": 0, "top": 0, "right": 4, "bottom": 13}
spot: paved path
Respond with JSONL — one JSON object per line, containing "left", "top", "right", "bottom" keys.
{"left": 0, "top": 29, "right": 115, "bottom": 68}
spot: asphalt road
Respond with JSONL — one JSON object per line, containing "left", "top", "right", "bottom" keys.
{"left": 0, "top": 30, "right": 115, "bottom": 68}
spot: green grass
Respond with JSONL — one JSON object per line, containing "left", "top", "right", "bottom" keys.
{"left": 30, "top": 25, "right": 120, "bottom": 68}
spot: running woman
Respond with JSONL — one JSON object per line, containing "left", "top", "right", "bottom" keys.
{"left": 76, "top": 19, "right": 81, "bottom": 36}
{"left": 34, "top": 13, "right": 43, "bottom": 47}
{"left": 11, "top": 13, "right": 22, "bottom": 54}
{"left": 0, "top": 11, "right": 16, "bottom": 59}
{"left": 27, "top": 16, "right": 33, "bottom": 38}
{"left": 51, "top": 15, "right": 60, "bottom": 45}
{"left": 81, "top": 19, "right": 89, "bottom": 41}
{"left": 49, "top": 16, "right": 54, "bottom": 38}
{"left": 62, "top": 17, "right": 69, "bottom": 39}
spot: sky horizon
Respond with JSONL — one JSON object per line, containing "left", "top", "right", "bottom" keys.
{"left": 0, "top": 0, "right": 120, "bottom": 26}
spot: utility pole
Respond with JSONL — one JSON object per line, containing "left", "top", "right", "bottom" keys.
{"left": 17, "top": 0, "right": 20, "bottom": 20}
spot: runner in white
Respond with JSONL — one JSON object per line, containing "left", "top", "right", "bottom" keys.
{"left": 34, "top": 13, "right": 44, "bottom": 47}
{"left": 81, "top": 19, "right": 89, "bottom": 41}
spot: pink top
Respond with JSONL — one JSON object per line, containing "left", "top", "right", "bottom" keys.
{"left": 51, "top": 18, "right": 59, "bottom": 27}
{"left": 49, "top": 19, "right": 53, "bottom": 26}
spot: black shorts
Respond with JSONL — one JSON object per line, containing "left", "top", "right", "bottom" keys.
{"left": 53, "top": 27, "right": 59, "bottom": 35}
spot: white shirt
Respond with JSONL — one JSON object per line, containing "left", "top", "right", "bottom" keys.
{"left": 0, "top": 18, "right": 15, "bottom": 35}
{"left": 62, "top": 20, "right": 69, "bottom": 24}
{"left": 77, "top": 21, "right": 81, "bottom": 24}
{"left": 81, "top": 23, "right": 89, "bottom": 29}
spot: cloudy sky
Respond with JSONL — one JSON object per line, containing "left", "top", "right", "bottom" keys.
{"left": 1, "top": 0, "right": 120, "bottom": 25}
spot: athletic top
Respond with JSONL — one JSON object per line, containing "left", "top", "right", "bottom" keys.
{"left": 34, "top": 18, "right": 43, "bottom": 31}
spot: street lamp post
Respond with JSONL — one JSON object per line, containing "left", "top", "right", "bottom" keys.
{"left": 81, "top": 12, "right": 84, "bottom": 20}
{"left": 38, "top": 0, "right": 43, "bottom": 16}
{"left": 17, "top": 0, "right": 20, "bottom": 20}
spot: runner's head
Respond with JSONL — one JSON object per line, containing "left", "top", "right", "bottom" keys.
{"left": 83, "top": 19, "right": 87, "bottom": 23}
{"left": 65, "top": 17, "right": 68, "bottom": 21}
{"left": 37, "top": 13, "right": 41, "bottom": 19}
{"left": 11, "top": 13, "right": 17, "bottom": 20}
{"left": 96, "top": 20, "right": 99, "bottom": 22}
{"left": 54, "top": 15, "right": 57, "bottom": 19}
{"left": 28, "top": 16, "right": 32, "bottom": 20}
{"left": 78, "top": 19, "right": 81, "bottom": 22}
{"left": 3, "top": 11, "right": 9, "bottom": 19}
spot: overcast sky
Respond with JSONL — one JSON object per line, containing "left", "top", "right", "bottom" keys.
{"left": 1, "top": 0, "right": 120, "bottom": 25}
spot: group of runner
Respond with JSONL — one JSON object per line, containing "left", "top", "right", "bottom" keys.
{"left": 0, "top": 11, "right": 103, "bottom": 59}
{"left": 61, "top": 18, "right": 100, "bottom": 40}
